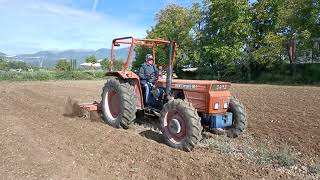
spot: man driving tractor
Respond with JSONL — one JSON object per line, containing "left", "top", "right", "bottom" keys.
{"left": 138, "top": 54, "right": 159, "bottom": 107}
{"left": 78, "top": 37, "right": 247, "bottom": 152}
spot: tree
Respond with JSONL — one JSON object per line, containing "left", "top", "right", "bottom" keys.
{"left": 199, "top": 0, "right": 252, "bottom": 73}
{"left": 0, "top": 56, "right": 7, "bottom": 70}
{"left": 100, "top": 58, "right": 124, "bottom": 71}
{"left": 70, "top": 59, "right": 77, "bottom": 70}
{"left": 251, "top": 0, "right": 320, "bottom": 65}
{"left": 276, "top": 0, "right": 320, "bottom": 43}
{"left": 133, "top": 0, "right": 319, "bottom": 81}
{"left": 133, "top": 4, "right": 201, "bottom": 70}
{"left": 250, "top": 0, "right": 279, "bottom": 66}
{"left": 55, "top": 59, "right": 71, "bottom": 71}
{"left": 100, "top": 58, "right": 109, "bottom": 70}
{"left": 113, "top": 59, "right": 124, "bottom": 71}
{"left": 85, "top": 55, "right": 97, "bottom": 64}
{"left": 7, "top": 61, "right": 29, "bottom": 70}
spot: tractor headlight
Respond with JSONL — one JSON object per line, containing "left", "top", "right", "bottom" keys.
{"left": 223, "top": 102, "right": 228, "bottom": 109}
{"left": 214, "top": 102, "right": 219, "bottom": 110}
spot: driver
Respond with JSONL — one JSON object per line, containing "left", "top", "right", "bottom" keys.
{"left": 138, "top": 54, "right": 158, "bottom": 106}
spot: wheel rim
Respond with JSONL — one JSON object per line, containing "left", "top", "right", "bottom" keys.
{"left": 170, "top": 118, "right": 182, "bottom": 134}
{"left": 104, "top": 90, "right": 120, "bottom": 121}
{"left": 163, "top": 110, "right": 186, "bottom": 144}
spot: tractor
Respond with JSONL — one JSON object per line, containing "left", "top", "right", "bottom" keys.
{"left": 82, "top": 37, "right": 247, "bottom": 152}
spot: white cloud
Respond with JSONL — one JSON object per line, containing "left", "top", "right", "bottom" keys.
{"left": 92, "top": 0, "right": 99, "bottom": 12}
{"left": 0, "top": 0, "right": 146, "bottom": 54}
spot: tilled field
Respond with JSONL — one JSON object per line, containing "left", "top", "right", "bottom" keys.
{"left": 0, "top": 81, "right": 319, "bottom": 179}
{"left": 231, "top": 84, "right": 320, "bottom": 159}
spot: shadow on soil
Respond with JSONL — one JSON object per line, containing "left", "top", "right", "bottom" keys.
{"left": 139, "top": 130, "right": 164, "bottom": 144}
{"left": 134, "top": 113, "right": 165, "bottom": 145}
{"left": 63, "top": 101, "right": 166, "bottom": 144}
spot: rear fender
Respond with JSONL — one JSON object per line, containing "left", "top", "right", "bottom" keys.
{"left": 106, "top": 71, "right": 144, "bottom": 110}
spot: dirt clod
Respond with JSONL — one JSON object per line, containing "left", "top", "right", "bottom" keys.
{"left": 64, "top": 96, "right": 81, "bottom": 117}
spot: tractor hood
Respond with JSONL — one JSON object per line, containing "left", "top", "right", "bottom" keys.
{"left": 156, "top": 79, "right": 231, "bottom": 92}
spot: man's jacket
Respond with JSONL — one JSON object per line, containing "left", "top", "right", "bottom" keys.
{"left": 138, "top": 63, "right": 158, "bottom": 85}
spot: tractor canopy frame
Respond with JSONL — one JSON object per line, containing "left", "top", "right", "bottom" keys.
{"left": 109, "top": 36, "right": 177, "bottom": 71}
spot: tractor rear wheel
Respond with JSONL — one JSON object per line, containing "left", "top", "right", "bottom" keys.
{"left": 226, "top": 96, "right": 247, "bottom": 138}
{"left": 101, "top": 78, "right": 137, "bottom": 129}
{"left": 160, "top": 99, "right": 202, "bottom": 151}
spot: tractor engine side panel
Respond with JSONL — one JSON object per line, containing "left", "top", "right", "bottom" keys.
{"left": 183, "top": 91, "right": 208, "bottom": 112}
{"left": 184, "top": 90, "right": 231, "bottom": 114}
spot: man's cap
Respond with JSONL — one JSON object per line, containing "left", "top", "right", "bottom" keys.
{"left": 146, "top": 54, "right": 154, "bottom": 61}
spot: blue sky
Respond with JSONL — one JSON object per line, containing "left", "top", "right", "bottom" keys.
{"left": 0, "top": 0, "right": 199, "bottom": 55}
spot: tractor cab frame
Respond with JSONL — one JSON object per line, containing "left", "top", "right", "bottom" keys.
{"left": 107, "top": 36, "right": 177, "bottom": 110}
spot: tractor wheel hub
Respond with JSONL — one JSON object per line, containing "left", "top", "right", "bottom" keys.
{"left": 169, "top": 118, "right": 182, "bottom": 134}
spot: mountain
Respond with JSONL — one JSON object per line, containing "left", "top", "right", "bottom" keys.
{"left": 95, "top": 48, "right": 135, "bottom": 60}
{"left": 7, "top": 47, "right": 135, "bottom": 68}
{"left": 95, "top": 48, "right": 108, "bottom": 59}
{"left": 0, "top": 52, "right": 6, "bottom": 56}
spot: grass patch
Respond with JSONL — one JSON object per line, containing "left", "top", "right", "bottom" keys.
{"left": 207, "top": 139, "right": 236, "bottom": 154}
{"left": 201, "top": 137, "right": 298, "bottom": 168}
{"left": 202, "top": 136, "right": 257, "bottom": 159}
{"left": 310, "top": 162, "right": 320, "bottom": 177}
{"left": 257, "top": 146, "right": 297, "bottom": 167}
{"left": 0, "top": 70, "right": 106, "bottom": 81}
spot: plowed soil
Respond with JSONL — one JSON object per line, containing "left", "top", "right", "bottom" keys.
{"left": 0, "top": 81, "right": 319, "bottom": 179}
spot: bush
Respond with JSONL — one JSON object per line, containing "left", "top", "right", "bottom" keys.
{"left": 253, "top": 63, "right": 320, "bottom": 84}
{"left": 55, "top": 59, "right": 71, "bottom": 71}
{"left": 0, "top": 70, "right": 106, "bottom": 81}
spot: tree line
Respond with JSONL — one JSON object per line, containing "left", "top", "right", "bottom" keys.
{"left": 134, "top": 0, "right": 320, "bottom": 82}
{"left": 55, "top": 55, "right": 124, "bottom": 71}
{"left": 0, "top": 56, "right": 31, "bottom": 71}
{"left": 0, "top": 55, "right": 124, "bottom": 72}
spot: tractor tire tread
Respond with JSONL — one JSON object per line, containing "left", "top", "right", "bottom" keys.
{"left": 160, "top": 99, "right": 203, "bottom": 152}
{"left": 101, "top": 78, "right": 137, "bottom": 129}
{"left": 226, "top": 96, "right": 247, "bottom": 138}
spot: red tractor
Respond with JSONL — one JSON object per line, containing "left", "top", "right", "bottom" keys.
{"left": 93, "top": 37, "right": 247, "bottom": 151}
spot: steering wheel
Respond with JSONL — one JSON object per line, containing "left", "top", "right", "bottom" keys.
{"left": 147, "top": 71, "right": 158, "bottom": 82}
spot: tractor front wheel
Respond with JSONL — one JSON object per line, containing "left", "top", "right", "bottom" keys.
{"left": 160, "top": 99, "right": 202, "bottom": 151}
{"left": 101, "top": 78, "right": 137, "bottom": 129}
{"left": 226, "top": 97, "right": 247, "bottom": 138}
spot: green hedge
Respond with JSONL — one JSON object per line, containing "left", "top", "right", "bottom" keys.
{"left": 251, "top": 63, "right": 320, "bottom": 84}
{"left": 177, "top": 63, "right": 320, "bottom": 85}
{"left": 0, "top": 70, "right": 106, "bottom": 81}
{"left": 2, "top": 64, "right": 319, "bottom": 85}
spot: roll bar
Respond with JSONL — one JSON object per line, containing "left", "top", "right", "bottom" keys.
{"left": 110, "top": 37, "right": 176, "bottom": 71}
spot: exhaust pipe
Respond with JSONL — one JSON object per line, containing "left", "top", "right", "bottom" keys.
{"left": 166, "top": 41, "right": 173, "bottom": 96}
